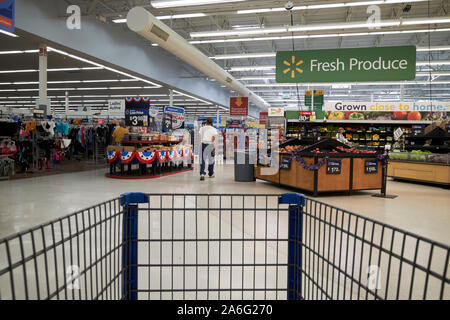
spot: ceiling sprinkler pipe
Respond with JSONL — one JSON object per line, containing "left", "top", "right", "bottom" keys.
{"left": 126, "top": 6, "right": 270, "bottom": 109}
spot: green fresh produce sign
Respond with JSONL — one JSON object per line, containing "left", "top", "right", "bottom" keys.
{"left": 276, "top": 46, "right": 416, "bottom": 83}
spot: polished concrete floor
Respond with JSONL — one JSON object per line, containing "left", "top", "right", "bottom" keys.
{"left": 0, "top": 164, "right": 449, "bottom": 245}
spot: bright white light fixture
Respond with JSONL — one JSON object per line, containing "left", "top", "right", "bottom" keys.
{"left": 158, "top": 13, "right": 207, "bottom": 20}
{"left": 210, "top": 53, "right": 276, "bottom": 60}
{"left": 151, "top": 0, "right": 245, "bottom": 8}
{"left": 237, "top": 0, "right": 427, "bottom": 14}
{"left": 0, "top": 30, "right": 18, "bottom": 37}
{"left": 190, "top": 17, "right": 448, "bottom": 38}
{"left": 190, "top": 27, "right": 450, "bottom": 44}
{"left": 229, "top": 66, "right": 275, "bottom": 72}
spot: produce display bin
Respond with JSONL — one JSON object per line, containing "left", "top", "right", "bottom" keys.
{"left": 255, "top": 138, "right": 384, "bottom": 196}
{"left": 388, "top": 152, "right": 450, "bottom": 186}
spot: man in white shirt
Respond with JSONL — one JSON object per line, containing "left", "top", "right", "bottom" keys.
{"left": 199, "top": 118, "right": 218, "bottom": 180}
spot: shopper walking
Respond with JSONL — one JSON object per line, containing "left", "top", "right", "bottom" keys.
{"left": 199, "top": 117, "right": 218, "bottom": 181}
{"left": 112, "top": 120, "right": 129, "bottom": 145}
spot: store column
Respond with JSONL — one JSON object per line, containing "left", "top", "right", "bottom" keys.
{"left": 65, "top": 91, "right": 69, "bottom": 115}
{"left": 169, "top": 89, "right": 173, "bottom": 108}
{"left": 39, "top": 45, "right": 48, "bottom": 114}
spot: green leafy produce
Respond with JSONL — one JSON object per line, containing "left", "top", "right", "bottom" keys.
{"left": 349, "top": 113, "right": 365, "bottom": 120}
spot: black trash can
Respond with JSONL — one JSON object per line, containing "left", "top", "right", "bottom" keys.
{"left": 234, "top": 150, "right": 256, "bottom": 182}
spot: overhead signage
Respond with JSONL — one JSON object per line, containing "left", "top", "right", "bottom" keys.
{"left": 276, "top": 46, "right": 416, "bottom": 83}
{"left": 259, "top": 112, "right": 268, "bottom": 125}
{"left": 227, "top": 120, "right": 243, "bottom": 128}
{"left": 164, "top": 106, "right": 185, "bottom": 129}
{"left": 305, "top": 91, "right": 312, "bottom": 107}
{"left": 108, "top": 100, "right": 125, "bottom": 115}
{"left": 125, "top": 97, "right": 150, "bottom": 127}
{"left": 324, "top": 101, "right": 450, "bottom": 112}
{"left": 327, "top": 160, "right": 342, "bottom": 175}
{"left": 268, "top": 107, "right": 284, "bottom": 117}
{"left": 365, "top": 160, "right": 378, "bottom": 174}
{"left": 0, "top": 0, "right": 14, "bottom": 33}
{"left": 230, "top": 97, "right": 248, "bottom": 117}
{"left": 313, "top": 90, "right": 324, "bottom": 110}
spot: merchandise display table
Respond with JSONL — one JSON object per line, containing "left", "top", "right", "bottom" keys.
{"left": 255, "top": 138, "right": 385, "bottom": 196}
{"left": 106, "top": 139, "right": 194, "bottom": 179}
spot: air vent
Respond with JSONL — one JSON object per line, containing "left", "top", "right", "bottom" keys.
{"left": 225, "top": 77, "right": 233, "bottom": 84}
{"left": 151, "top": 24, "right": 169, "bottom": 41}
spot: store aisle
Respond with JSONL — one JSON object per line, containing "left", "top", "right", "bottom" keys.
{"left": 0, "top": 165, "right": 449, "bottom": 245}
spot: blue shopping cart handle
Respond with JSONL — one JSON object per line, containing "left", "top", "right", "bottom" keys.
{"left": 120, "top": 192, "right": 149, "bottom": 206}
{"left": 278, "top": 193, "right": 305, "bottom": 206}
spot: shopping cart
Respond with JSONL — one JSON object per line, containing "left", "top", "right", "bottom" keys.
{"left": 0, "top": 193, "right": 449, "bottom": 300}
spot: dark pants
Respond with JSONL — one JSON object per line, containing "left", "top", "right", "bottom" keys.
{"left": 200, "top": 143, "right": 215, "bottom": 176}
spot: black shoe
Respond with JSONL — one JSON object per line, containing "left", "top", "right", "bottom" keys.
{"left": 200, "top": 175, "right": 205, "bottom": 181}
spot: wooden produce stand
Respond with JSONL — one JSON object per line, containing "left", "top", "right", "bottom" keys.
{"left": 388, "top": 126, "right": 450, "bottom": 186}
{"left": 388, "top": 158, "right": 450, "bottom": 186}
{"left": 255, "top": 138, "right": 385, "bottom": 196}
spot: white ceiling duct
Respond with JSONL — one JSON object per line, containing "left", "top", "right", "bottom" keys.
{"left": 126, "top": 6, "right": 270, "bottom": 110}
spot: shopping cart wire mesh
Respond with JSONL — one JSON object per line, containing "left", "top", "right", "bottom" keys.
{"left": 0, "top": 193, "right": 449, "bottom": 300}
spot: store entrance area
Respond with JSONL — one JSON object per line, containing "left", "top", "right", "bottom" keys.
{"left": 1, "top": 164, "right": 448, "bottom": 244}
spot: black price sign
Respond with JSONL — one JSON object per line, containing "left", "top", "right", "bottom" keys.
{"left": 125, "top": 108, "right": 149, "bottom": 127}
{"left": 327, "top": 160, "right": 341, "bottom": 175}
{"left": 280, "top": 157, "right": 291, "bottom": 170}
{"left": 365, "top": 160, "right": 378, "bottom": 174}
{"left": 412, "top": 125, "right": 425, "bottom": 136}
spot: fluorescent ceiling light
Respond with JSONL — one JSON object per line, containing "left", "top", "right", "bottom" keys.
{"left": 114, "top": 13, "right": 207, "bottom": 23}
{"left": 229, "top": 66, "right": 275, "bottom": 71}
{"left": 417, "top": 60, "right": 450, "bottom": 66}
{"left": 0, "top": 30, "right": 18, "bottom": 37}
{"left": 190, "top": 27, "right": 450, "bottom": 44}
{"left": 151, "top": 0, "right": 245, "bottom": 9}
{"left": 158, "top": 13, "right": 207, "bottom": 20}
{"left": 0, "top": 50, "right": 39, "bottom": 55}
{"left": 403, "top": 17, "right": 450, "bottom": 25}
{"left": 238, "top": 76, "right": 275, "bottom": 81}
{"left": 211, "top": 53, "right": 276, "bottom": 60}
{"left": 47, "top": 46, "right": 161, "bottom": 88}
{"left": 236, "top": 0, "right": 427, "bottom": 14}
{"left": 190, "top": 17, "right": 447, "bottom": 38}
{"left": 417, "top": 46, "right": 450, "bottom": 52}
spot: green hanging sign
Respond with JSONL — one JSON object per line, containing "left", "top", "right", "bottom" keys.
{"left": 276, "top": 46, "right": 416, "bottom": 83}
